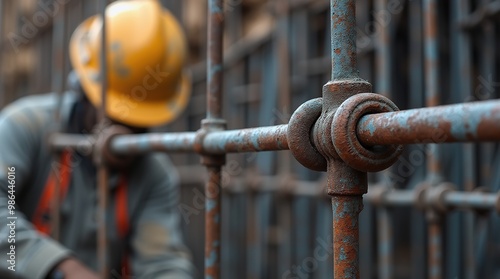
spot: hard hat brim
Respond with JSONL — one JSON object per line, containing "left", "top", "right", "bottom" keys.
{"left": 70, "top": 11, "right": 191, "bottom": 128}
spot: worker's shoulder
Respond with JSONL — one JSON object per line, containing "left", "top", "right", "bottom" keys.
{"left": 0, "top": 92, "right": 75, "bottom": 125}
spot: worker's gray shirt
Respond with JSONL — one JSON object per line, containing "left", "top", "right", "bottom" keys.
{"left": 0, "top": 92, "right": 194, "bottom": 279}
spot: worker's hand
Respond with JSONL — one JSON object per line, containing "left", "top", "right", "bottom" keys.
{"left": 53, "top": 258, "right": 100, "bottom": 279}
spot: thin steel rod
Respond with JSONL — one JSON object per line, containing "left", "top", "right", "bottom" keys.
{"left": 460, "top": 0, "right": 476, "bottom": 276}
{"left": 49, "top": 98, "right": 500, "bottom": 155}
{"left": 328, "top": 2, "right": 366, "bottom": 278}
{"left": 207, "top": 0, "right": 224, "bottom": 120}
{"left": 49, "top": 2, "right": 67, "bottom": 242}
{"left": 444, "top": 191, "right": 497, "bottom": 210}
{"left": 204, "top": 1, "right": 225, "bottom": 279}
{"left": 177, "top": 168, "right": 500, "bottom": 210}
{"left": 97, "top": 0, "right": 109, "bottom": 278}
{"left": 330, "top": 0, "right": 358, "bottom": 80}
{"left": 205, "top": 166, "right": 222, "bottom": 278}
{"left": 332, "top": 195, "right": 363, "bottom": 278}
{"left": 52, "top": 124, "right": 289, "bottom": 155}
{"left": 357, "top": 100, "right": 500, "bottom": 145}
{"left": 366, "top": 188, "right": 498, "bottom": 211}
{"left": 375, "top": 0, "right": 393, "bottom": 276}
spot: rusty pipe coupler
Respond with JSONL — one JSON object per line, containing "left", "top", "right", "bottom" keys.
{"left": 194, "top": 118, "right": 227, "bottom": 166}
{"left": 97, "top": 125, "right": 135, "bottom": 169}
{"left": 288, "top": 90, "right": 403, "bottom": 173}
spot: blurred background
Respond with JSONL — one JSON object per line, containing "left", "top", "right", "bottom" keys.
{"left": 1, "top": 0, "right": 500, "bottom": 278}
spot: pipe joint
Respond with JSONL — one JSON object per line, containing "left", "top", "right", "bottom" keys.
{"left": 195, "top": 118, "right": 227, "bottom": 166}
{"left": 97, "top": 125, "right": 135, "bottom": 169}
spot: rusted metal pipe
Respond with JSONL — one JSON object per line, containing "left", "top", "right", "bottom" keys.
{"left": 357, "top": 100, "right": 500, "bottom": 146}
{"left": 330, "top": 0, "right": 358, "bottom": 80}
{"left": 207, "top": 0, "right": 224, "bottom": 120}
{"left": 49, "top": 2, "right": 67, "bottom": 242}
{"left": 97, "top": 1, "right": 109, "bottom": 278}
{"left": 49, "top": 98, "right": 500, "bottom": 156}
{"left": 426, "top": 0, "right": 442, "bottom": 261}
{"left": 320, "top": 1, "right": 371, "bottom": 278}
{"left": 51, "top": 124, "right": 289, "bottom": 155}
{"left": 204, "top": 166, "right": 222, "bottom": 278}
{"left": 203, "top": 1, "right": 226, "bottom": 278}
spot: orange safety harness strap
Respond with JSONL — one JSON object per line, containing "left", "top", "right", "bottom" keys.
{"left": 32, "top": 149, "right": 131, "bottom": 275}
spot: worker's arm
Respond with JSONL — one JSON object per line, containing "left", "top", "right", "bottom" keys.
{"left": 0, "top": 102, "right": 81, "bottom": 279}
{"left": 130, "top": 155, "right": 195, "bottom": 278}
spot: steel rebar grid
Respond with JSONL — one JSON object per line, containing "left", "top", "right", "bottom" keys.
{"left": 203, "top": 1, "right": 226, "bottom": 278}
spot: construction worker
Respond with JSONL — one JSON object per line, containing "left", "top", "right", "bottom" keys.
{"left": 0, "top": 1, "right": 194, "bottom": 278}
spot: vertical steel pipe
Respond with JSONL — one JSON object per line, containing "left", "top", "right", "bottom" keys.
{"left": 409, "top": 2, "right": 425, "bottom": 275}
{"left": 205, "top": 166, "right": 222, "bottom": 279}
{"left": 330, "top": 0, "right": 358, "bottom": 80}
{"left": 375, "top": 0, "right": 393, "bottom": 278}
{"left": 97, "top": 1, "right": 109, "bottom": 278}
{"left": 478, "top": 0, "right": 497, "bottom": 276}
{"left": 207, "top": 0, "right": 224, "bottom": 120}
{"left": 424, "top": 1, "right": 442, "bottom": 278}
{"left": 50, "top": 2, "right": 67, "bottom": 242}
{"left": 324, "top": 1, "right": 370, "bottom": 278}
{"left": 204, "top": 1, "right": 225, "bottom": 279}
{"left": 455, "top": 0, "right": 475, "bottom": 277}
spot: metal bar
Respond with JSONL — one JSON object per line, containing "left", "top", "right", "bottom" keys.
{"left": 52, "top": 124, "right": 289, "bottom": 154}
{"left": 332, "top": 194, "right": 364, "bottom": 278}
{"left": 205, "top": 165, "right": 222, "bottom": 279}
{"left": 97, "top": 0, "right": 109, "bottom": 278}
{"left": 327, "top": 2, "right": 369, "bottom": 278}
{"left": 49, "top": 99, "right": 500, "bottom": 154}
{"left": 330, "top": 0, "right": 358, "bottom": 80}
{"left": 452, "top": 0, "right": 475, "bottom": 277}
{"left": 204, "top": 1, "right": 225, "bottom": 278}
{"left": 357, "top": 100, "right": 500, "bottom": 145}
{"left": 444, "top": 191, "right": 497, "bottom": 210}
{"left": 176, "top": 166, "right": 500, "bottom": 211}
{"left": 49, "top": 1, "right": 67, "bottom": 242}
{"left": 375, "top": 0, "right": 394, "bottom": 277}
{"left": 207, "top": 0, "right": 224, "bottom": 120}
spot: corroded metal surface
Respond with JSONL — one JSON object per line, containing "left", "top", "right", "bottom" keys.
{"left": 332, "top": 93, "right": 403, "bottom": 172}
{"left": 332, "top": 195, "right": 363, "bottom": 279}
{"left": 203, "top": 1, "right": 225, "bottom": 278}
{"left": 357, "top": 100, "right": 500, "bottom": 145}
{"left": 205, "top": 166, "right": 222, "bottom": 279}
{"left": 287, "top": 98, "right": 326, "bottom": 172}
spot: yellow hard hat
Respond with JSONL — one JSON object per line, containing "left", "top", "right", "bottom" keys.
{"left": 69, "top": 0, "right": 190, "bottom": 127}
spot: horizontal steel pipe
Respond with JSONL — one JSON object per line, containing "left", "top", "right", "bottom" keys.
{"left": 366, "top": 187, "right": 499, "bottom": 212}
{"left": 382, "top": 189, "right": 415, "bottom": 206}
{"left": 51, "top": 125, "right": 289, "bottom": 155}
{"left": 50, "top": 133, "right": 94, "bottom": 152}
{"left": 201, "top": 124, "right": 288, "bottom": 153}
{"left": 111, "top": 132, "right": 197, "bottom": 154}
{"left": 357, "top": 100, "right": 500, "bottom": 146}
{"left": 444, "top": 191, "right": 497, "bottom": 210}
